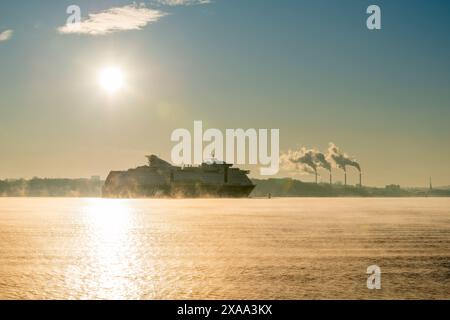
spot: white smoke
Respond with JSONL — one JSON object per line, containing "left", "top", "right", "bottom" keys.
{"left": 281, "top": 147, "right": 332, "bottom": 176}
{"left": 281, "top": 143, "right": 361, "bottom": 180}
{"left": 327, "top": 143, "right": 361, "bottom": 173}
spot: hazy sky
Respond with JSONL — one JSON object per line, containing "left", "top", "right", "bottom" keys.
{"left": 1, "top": 0, "right": 449, "bottom": 186}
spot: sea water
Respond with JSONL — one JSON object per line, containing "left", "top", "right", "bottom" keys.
{"left": 0, "top": 198, "right": 448, "bottom": 299}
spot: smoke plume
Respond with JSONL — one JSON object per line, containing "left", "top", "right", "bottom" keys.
{"left": 281, "top": 143, "right": 360, "bottom": 184}
{"left": 281, "top": 148, "right": 332, "bottom": 178}
{"left": 314, "top": 152, "right": 332, "bottom": 172}
{"left": 290, "top": 148, "right": 318, "bottom": 174}
{"left": 327, "top": 143, "right": 361, "bottom": 172}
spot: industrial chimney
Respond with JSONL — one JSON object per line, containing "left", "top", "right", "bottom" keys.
{"left": 359, "top": 172, "right": 362, "bottom": 187}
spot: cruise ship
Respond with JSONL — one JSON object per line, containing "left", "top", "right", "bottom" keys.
{"left": 102, "top": 155, "right": 255, "bottom": 198}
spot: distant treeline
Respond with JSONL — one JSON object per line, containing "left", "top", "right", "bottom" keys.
{"left": 251, "top": 178, "right": 450, "bottom": 198}
{"left": 1, "top": 177, "right": 449, "bottom": 198}
{"left": 0, "top": 178, "right": 103, "bottom": 197}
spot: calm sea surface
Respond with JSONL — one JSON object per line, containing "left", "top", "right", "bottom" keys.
{"left": 0, "top": 198, "right": 449, "bottom": 300}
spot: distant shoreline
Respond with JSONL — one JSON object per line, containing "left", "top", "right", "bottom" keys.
{"left": 1, "top": 177, "right": 450, "bottom": 198}
{"left": 251, "top": 178, "right": 450, "bottom": 198}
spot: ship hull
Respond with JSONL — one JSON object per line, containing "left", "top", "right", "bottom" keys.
{"left": 102, "top": 184, "right": 255, "bottom": 199}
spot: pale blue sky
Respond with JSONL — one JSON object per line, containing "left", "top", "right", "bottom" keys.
{"left": 0, "top": 0, "right": 449, "bottom": 186}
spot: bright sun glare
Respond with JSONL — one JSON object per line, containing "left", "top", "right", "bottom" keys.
{"left": 99, "top": 67, "right": 124, "bottom": 94}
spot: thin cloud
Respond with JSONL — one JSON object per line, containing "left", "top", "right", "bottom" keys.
{"left": 154, "top": 0, "right": 211, "bottom": 6}
{"left": 0, "top": 29, "right": 13, "bottom": 42}
{"left": 58, "top": 4, "right": 167, "bottom": 36}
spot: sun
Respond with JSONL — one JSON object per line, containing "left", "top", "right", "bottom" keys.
{"left": 99, "top": 67, "right": 124, "bottom": 94}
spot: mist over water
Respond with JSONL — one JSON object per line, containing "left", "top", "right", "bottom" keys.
{"left": 0, "top": 198, "right": 449, "bottom": 299}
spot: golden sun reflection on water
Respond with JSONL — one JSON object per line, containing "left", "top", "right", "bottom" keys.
{"left": 66, "top": 199, "right": 141, "bottom": 299}
{"left": 84, "top": 199, "right": 132, "bottom": 239}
